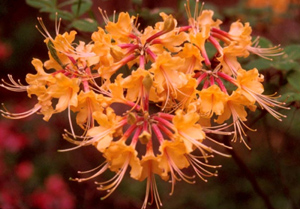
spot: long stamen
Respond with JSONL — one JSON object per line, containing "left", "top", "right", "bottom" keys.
{"left": 1, "top": 75, "right": 28, "bottom": 92}
{"left": 70, "top": 162, "right": 109, "bottom": 182}
{"left": 1, "top": 103, "right": 41, "bottom": 119}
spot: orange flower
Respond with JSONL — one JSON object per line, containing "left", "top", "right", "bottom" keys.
{"left": 71, "top": 90, "right": 111, "bottom": 129}
{"left": 198, "top": 85, "right": 228, "bottom": 118}
{"left": 139, "top": 149, "right": 164, "bottom": 209}
{"left": 173, "top": 109, "right": 205, "bottom": 152}
{"left": 157, "top": 139, "right": 191, "bottom": 195}
{"left": 216, "top": 91, "right": 256, "bottom": 149}
{"left": 47, "top": 73, "right": 80, "bottom": 113}
{"left": 236, "top": 68, "right": 287, "bottom": 120}
{"left": 149, "top": 51, "right": 187, "bottom": 109}
{"left": 177, "top": 43, "right": 204, "bottom": 74}
{"left": 105, "top": 12, "right": 135, "bottom": 43}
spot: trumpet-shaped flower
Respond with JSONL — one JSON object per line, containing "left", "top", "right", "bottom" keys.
{"left": 198, "top": 85, "right": 228, "bottom": 118}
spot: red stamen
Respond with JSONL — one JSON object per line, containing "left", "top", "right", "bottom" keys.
{"left": 151, "top": 124, "right": 164, "bottom": 144}
{"left": 210, "top": 76, "right": 215, "bottom": 86}
{"left": 157, "top": 112, "right": 174, "bottom": 121}
{"left": 215, "top": 77, "right": 228, "bottom": 93}
{"left": 146, "top": 48, "right": 157, "bottom": 61}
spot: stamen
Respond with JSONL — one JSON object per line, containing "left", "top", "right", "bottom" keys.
{"left": 186, "top": 154, "right": 221, "bottom": 182}
{"left": 1, "top": 75, "right": 28, "bottom": 92}
{"left": 36, "top": 17, "right": 53, "bottom": 40}
{"left": 242, "top": 86, "right": 289, "bottom": 121}
{"left": 247, "top": 38, "right": 284, "bottom": 60}
{"left": 96, "top": 157, "right": 130, "bottom": 200}
{"left": 70, "top": 162, "right": 108, "bottom": 182}
{"left": 194, "top": 0, "right": 199, "bottom": 20}
{"left": 98, "top": 7, "right": 110, "bottom": 24}
{"left": 55, "top": 12, "right": 62, "bottom": 35}
{"left": 1, "top": 103, "right": 41, "bottom": 119}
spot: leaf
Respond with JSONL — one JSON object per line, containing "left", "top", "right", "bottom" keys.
{"left": 287, "top": 70, "right": 300, "bottom": 91}
{"left": 26, "top": 0, "right": 56, "bottom": 9}
{"left": 272, "top": 57, "right": 300, "bottom": 71}
{"left": 281, "top": 92, "right": 300, "bottom": 103}
{"left": 71, "top": 18, "right": 98, "bottom": 32}
{"left": 255, "top": 37, "right": 273, "bottom": 48}
{"left": 282, "top": 45, "right": 300, "bottom": 60}
{"left": 245, "top": 58, "right": 273, "bottom": 70}
{"left": 49, "top": 10, "right": 74, "bottom": 21}
{"left": 71, "top": 0, "right": 93, "bottom": 17}
{"left": 39, "top": 7, "right": 58, "bottom": 13}
{"left": 46, "top": 40, "right": 64, "bottom": 67}
{"left": 270, "top": 45, "right": 300, "bottom": 71}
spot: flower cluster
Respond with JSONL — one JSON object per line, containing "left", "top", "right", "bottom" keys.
{"left": 1, "top": 1, "right": 287, "bottom": 208}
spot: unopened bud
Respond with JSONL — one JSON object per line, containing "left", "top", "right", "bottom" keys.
{"left": 142, "top": 73, "right": 153, "bottom": 93}
{"left": 138, "top": 131, "right": 151, "bottom": 144}
{"left": 110, "top": 46, "right": 123, "bottom": 61}
{"left": 162, "top": 15, "right": 176, "bottom": 33}
{"left": 127, "top": 112, "right": 137, "bottom": 125}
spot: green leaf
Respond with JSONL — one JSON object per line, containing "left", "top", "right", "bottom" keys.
{"left": 287, "top": 70, "right": 300, "bottom": 91}
{"left": 39, "top": 7, "right": 57, "bottom": 13}
{"left": 49, "top": 10, "right": 74, "bottom": 21}
{"left": 57, "top": 0, "right": 74, "bottom": 8}
{"left": 281, "top": 92, "right": 300, "bottom": 103}
{"left": 26, "top": 0, "right": 56, "bottom": 9}
{"left": 272, "top": 57, "right": 300, "bottom": 71}
{"left": 46, "top": 40, "right": 64, "bottom": 67}
{"left": 71, "top": 0, "right": 93, "bottom": 17}
{"left": 255, "top": 37, "right": 273, "bottom": 48}
{"left": 270, "top": 45, "right": 300, "bottom": 71}
{"left": 282, "top": 45, "right": 300, "bottom": 60}
{"left": 71, "top": 18, "right": 98, "bottom": 32}
{"left": 245, "top": 58, "right": 273, "bottom": 70}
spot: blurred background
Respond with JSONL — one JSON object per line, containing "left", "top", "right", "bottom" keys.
{"left": 0, "top": 0, "right": 300, "bottom": 208}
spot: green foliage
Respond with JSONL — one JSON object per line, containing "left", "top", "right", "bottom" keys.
{"left": 25, "top": 0, "right": 97, "bottom": 32}
{"left": 287, "top": 70, "right": 300, "bottom": 92}
{"left": 71, "top": 18, "right": 98, "bottom": 32}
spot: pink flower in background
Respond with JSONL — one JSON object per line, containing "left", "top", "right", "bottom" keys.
{"left": 0, "top": 184, "right": 23, "bottom": 209}
{"left": 15, "top": 161, "right": 34, "bottom": 181}
{"left": 0, "top": 41, "right": 12, "bottom": 61}
{"left": 0, "top": 121, "right": 28, "bottom": 152}
{"left": 30, "top": 175, "right": 75, "bottom": 209}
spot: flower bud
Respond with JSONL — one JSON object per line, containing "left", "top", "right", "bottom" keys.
{"left": 142, "top": 73, "right": 153, "bottom": 93}
{"left": 162, "top": 15, "right": 176, "bottom": 33}
{"left": 138, "top": 131, "right": 151, "bottom": 144}
{"left": 127, "top": 112, "right": 137, "bottom": 125}
{"left": 110, "top": 46, "right": 123, "bottom": 61}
